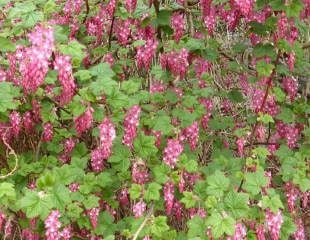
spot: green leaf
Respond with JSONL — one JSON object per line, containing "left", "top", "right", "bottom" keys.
{"left": 262, "top": 190, "right": 284, "bottom": 213}
{"left": 243, "top": 170, "right": 268, "bottom": 195}
{"left": 59, "top": 40, "right": 86, "bottom": 67}
{"left": 129, "top": 184, "right": 142, "bottom": 200}
{"left": 23, "top": 11, "right": 44, "bottom": 27}
{"left": 83, "top": 195, "right": 100, "bottom": 209}
{"left": 0, "top": 182, "right": 16, "bottom": 205}
{"left": 0, "top": 37, "right": 16, "bottom": 52}
{"left": 144, "top": 182, "right": 162, "bottom": 202}
{"left": 181, "top": 191, "right": 198, "bottom": 208}
{"left": 153, "top": 115, "right": 173, "bottom": 134}
{"left": 209, "top": 116, "right": 234, "bottom": 131}
{"left": 228, "top": 89, "right": 244, "bottom": 103}
{"left": 0, "top": 82, "right": 20, "bottom": 112}
{"left": 51, "top": 184, "right": 71, "bottom": 211}
{"left": 224, "top": 191, "right": 250, "bottom": 218}
{"left": 18, "top": 191, "right": 53, "bottom": 219}
{"left": 187, "top": 216, "right": 206, "bottom": 238}
{"left": 150, "top": 216, "right": 170, "bottom": 237}
{"left": 206, "top": 212, "right": 235, "bottom": 238}
{"left": 257, "top": 113, "right": 274, "bottom": 124}
{"left": 133, "top": 134, "right": 158, "bottom": 158}
{"left": 206, "top": 171, "right": 230, "bottom": 198}
{"left": 156, "top": 10, "right": 172, "bottom": 26}
{"left": 277, "top": 107, "right": 295, "bottom": 124}
{"left": 256, "top": 60, "right": 274, "bottom": 77}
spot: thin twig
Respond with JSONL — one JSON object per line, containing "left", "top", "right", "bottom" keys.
{"left": 0, "top": 128, "right": 18, "bottom": 179}
{"left": 132, "top": 203, "right": 154, "bottom": 240}
{"left": 83, "top": 0, "right": 90, "bottom": 23}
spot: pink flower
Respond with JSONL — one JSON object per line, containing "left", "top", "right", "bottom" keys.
{"left": 163, "top": 182, "right": 174, "bottom": 215}
{"left": 163, "top": 139, "right": 183, "bottom": 168}
{"left": 45, "top": 210, "right": 61, "bottom": 240}
{"left": 9, "top": 111, "right": 21, "bottom": 137}
{"left": 265, "top": 209, "right": 283, "bottom": 240}
{"left": 87, "top": 207, "right": 100, "bottom": 229}
{"left": 171, "top": 12, "right": 185, "bottom": 43}
{"left": 122, "top": 105, "right": 141, "bottom": 148}
{"left": 74, "top": 107, "right": 94, "bottom": 135}
{"left": 133, "top": 200, "right": 146, "bottom": 218}
{"left": 43, "top": 122, "right": 53, "bottom": 142}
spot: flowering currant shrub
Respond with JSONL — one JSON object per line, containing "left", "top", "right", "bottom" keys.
{"left": 0, "top": 0, "right": 309, "bottom": 239}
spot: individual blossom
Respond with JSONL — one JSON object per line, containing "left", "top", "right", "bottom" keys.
{"left": 9, "top": 111, "right": 21, "bottom": 137}
{"left": 163, "top": 182, "right": 174, "bottom": 215}
{"left": 122, "top": 105, "right": 141, "bottom": 148}
{"left": 69, "top": 182, "right": 80, "bottom": 192}
{"left": 265, "top": 209, "right": 283, "bottom": 240}
{"left": 21, "top": 228, "right": 40, "bottom": 240}
{"left": 171, "top": 12, "right": 185, "bottom": 43}
{"left": 43, "top": 122, "right": 53, "bottom": 142}
{"left": 54, "top": 55, "right": 76, "bottom": 105}
{"left": 132, "top": 200, "right": 146, "bottom": 218}
{"left": 45, "top": 210, "right": 61, "bottom": 240}
{"left": 87, "top": 207, "right": 100, "bottom": 229}
{"left": 163, "top": 139, "right": 183, "bottom": 168}
{"left": 74, "top": 107, "right": 94, "bottom": 135}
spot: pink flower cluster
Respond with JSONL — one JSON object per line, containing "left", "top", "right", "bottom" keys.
{"left": 9, "top": 111, "right": 21, "bottom": 137}
{"left": 251, "top": 89, "right": 279, "bottom": 116}
{"left": 74, "top": 107, "right": 94, "bottom": 135}
{"left": 59, "top": 138, "right": 76, "bottom": 163}
{"left": 163, "top": 139, "right": 183, "bottom": 168}
{"left": 133, "top": 200, "right": 146, "bottom": 218}
{"left": 136, "top": 40, "right": 158, "bottom": 69}
{"left": 132, "top": 161, "right": 149, "bottom": 184}
{"left": 43, "top": 122, "right": 54, "bottom": 142}
{"left": 125, "top": 0, "right": 137, "bottom": 13}
{"left": 285, "top": 182, "right": 300, "bottom": 212}
{"left": 122, "top": 105, "right": 141, "bottom": 148}
{"left": 181, "top": 121, "right": 199, "bottom": 150}
{"left": 114, "top": 19, "right": 131, "bottom": 46}
{"left": 204, "top": 7, "right": 216, "bottom": 34}
{"left": 19, "top": 26, "right": 54, "bottom": 93}
{"left": 293, "top": 218, "right": 305, "bottom": 240}
{"left": 233, "top": 0, "right": 253, "bottom": 16}
{"left": 282, "top": 77, "right": 298, "bottom": 102}
{"left": 45, "top": 210, "right": 61, "bottom": 240}
{"left": 227, "top": 223, "right": 247, "bottom": 240}
{"left": 163, "top": 181, "right": 175, "bottom": 215}
{"left": 54, "top": 55, "right": 77, "bottom": 105}
{"left": 265, "top": 209, "right": 283, "bottom": 240}
{"left": 87, "top": 207, "right": 100, "bottom": 229}
{"left": 160, "top": 49, "right": 189, "bottom": 79}
{"left": 171, "top": 12, "right": 185, "bottom": 43}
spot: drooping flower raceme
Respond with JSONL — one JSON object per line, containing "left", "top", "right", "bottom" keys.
{"left": 74, "top": 107, "right": 94, "bottom": 135}
{"left": 171, "top": 12, "right": 185, "bottom": 43}
{"left": 265, "top": 209, "right": 283, "bottom": 240}
{"left": 122, "top": 105, "right": 141, "bottom": 148}
{"left": 54, "top": 55, "right": 77, "bottom": 105}
{"left": 132, "top": 200, "right": 146, "bottom": 218}
{"left": 163, "top": 181, "right": 175, "bottom": 215}
{"left": 163, "top": 139, "right": 184, "bottom": 168}
{"left": 44, "top": 210, "right": 61, "bottom": 240}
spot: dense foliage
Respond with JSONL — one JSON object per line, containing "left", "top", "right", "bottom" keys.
{"left": 0, "top": 0, "right": 309, "bottom": 239}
